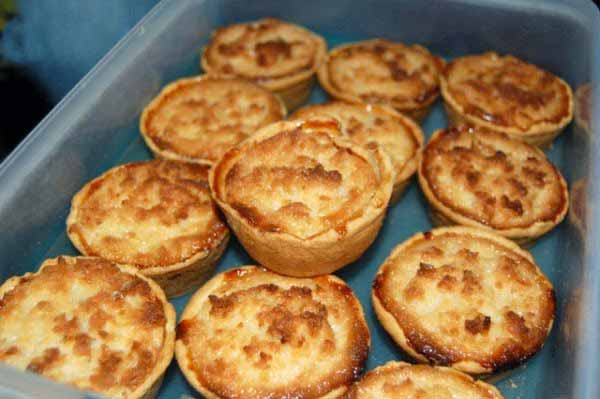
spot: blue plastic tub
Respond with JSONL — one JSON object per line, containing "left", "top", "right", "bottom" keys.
{"left": 0, "top": 0, "right": 598, "bottom": 398}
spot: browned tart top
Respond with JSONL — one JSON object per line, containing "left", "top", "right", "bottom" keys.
{"left": 291, "top": 102, "right": 422, "bottom": 184}
{"left": 177, "top": 266, "right": 369, "bottom": 398}
{"left": 203, "top": 18, "right": 325, "bottom": 87}
{"left": 323, "top": 39, "right": 443, "bottom": 111}
{"left": 213, "top": 119, "right": 390, "bottom": 239}
{"left": 443, "top": 52, "right": 572, "bottom": 132}
{"left": 420, "top": 126, "right": 568, "bottom": 231}
{"left": 141, "top": 76, "right": 284, "bottom": 163}
{"left": 343, "top": 362, "right": 503, "bottom": 398}
{"left": 68, "top": 160, "right": 228, "bottom": 269}
{"left": 0, "top": 256, "right": 172, "bottom": 398}
{"left": 373, "top": 228, "right": 555, "bottom": 372}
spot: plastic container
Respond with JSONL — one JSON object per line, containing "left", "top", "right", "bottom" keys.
{"left": 0, "top": 0, "right": 598, "bottom": 398}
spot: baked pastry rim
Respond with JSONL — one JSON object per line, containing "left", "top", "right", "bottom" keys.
{"left": 200, "top": 18, "right": 328, "bottom": 92}
{"left": 439, "top": 52, "right": 574, "bottom": 138}
{"left": 317, "top": 39, "right": 444, "bottom": 113}
{"left": 209, "top": 118, "right": 394, "bottom": 244}
{"left": 344, "top": 360, "right": 504, "bottom": 398}
{"left": 0, "top": 256, "right": 176, "bottom": 399}
{"left": 66, "top": 161, "right": 230, "bottom": 277}
{"left": 174, "top": 265, "right": 370, "bottom": 399}
{"left": 417, "top": 128, "right": 569, "bottom": 240}
{"left": 139, "top": 74, "right": 287, "bottom": 165}
{"left": 372, "top": 226, "right": 555, "bottom": 375}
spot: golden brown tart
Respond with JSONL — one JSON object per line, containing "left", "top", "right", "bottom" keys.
{"left": 209, "top": 118, "right": 394, "bottom": 276}
{"left": 343, "top": 361, "right": 504, "bottom": 399}
{"left": 175, "top": 266, "right": 370, "bottom": 399}
{"left": 372, "top": 227, "right": 556, "bottom": 374}
{"left": 418, "top": 126, "right": 568, "bottom": 245}
{"left": 140, "top": 75, "right": 286, "bottom": 164}
{"left": 201, "top": 18, "right": 327, "bottom": 110}
{"left": 67, "top": 160, "right": 229, "bottom": 297}
{"left": 0, "top": 256, "right": 176, "bottom": 399}
{"left": 291, "top": 101, "right": 424, "bottom": 204}
{"left": 440, "top": 52, "right": 573, "bottom": 147}
{"left": 317, "top": 39, "right": 444, "bottom": 122}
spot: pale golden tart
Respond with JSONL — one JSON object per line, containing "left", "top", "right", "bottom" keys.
{"left": 418, "top": 126, "right": 568, "bottom": 245}
{"left": 372, "top": 227, "right": 556, "bottom": 374}
{"left": 67, "top": 160, "right": 229, "bottom": 297}
{"left": 317, "top": 39, "right": 444, "bottom": 122}
{"left": 201, "top": 18, "right": 327, "bottom": 110}
{"left": 209, "top": 118, "right": 394, "bottom": 277}
{"left": 291, "top": 102, "right": 424, "bottom": 204}
{"left": 140, "top": 75, "right": 286, "bottom": 164}
{"left": 343, "top": 361, "right": 504, "bottom": 399}
{"left": 175, "top": 266, "right": 370, "bottom": 399}
{"left": 0, "top": 256, "right": 176, "bottom": 399}
{"left": 440, "top": 52, "right": 573, "bottom": 147}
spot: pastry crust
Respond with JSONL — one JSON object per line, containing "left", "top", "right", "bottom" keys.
{"left": 418, "top": 126, "right": 568, "bottom": 245}
{"left": 291, "top": 101, "right": 424, "bottom": 204}
{"left": 440, "top": 52, "right": 573, "bottom": 147}
{"left": 372, "top": 227, "right": 555, "bottom": 375}
{"left": 317, "top": 39, "right": 444, "bottom": 122}
{"left": 0, "top": 256, "right": 176, "bottom": 399}
{"left": 175, "top": 266, "right": 370, "bottom": 399}
{"left": 209, "top": 118, "right": 394, "bottom": 276}
{"left": 201, "top": 18, "right": 327, "bottom": 110}
{"left": 140, "top": 75, "right": 286, "bottom": 164}
{"left": 67, "top": 160, "right": 229, "bottom": 297}
{"left": 343, "top": 361, "right": 504, "bottom": 398}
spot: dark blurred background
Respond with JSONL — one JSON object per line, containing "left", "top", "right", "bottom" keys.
{"left": 0, "top": 0, "right": 159, "bottom": 160}
{"left": 0, "top": 0, "right": 599, "bottom": 162}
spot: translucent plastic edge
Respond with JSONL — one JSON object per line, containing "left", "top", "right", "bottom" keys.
{"left": 574, "top": 11, "right": 600, "bottom": 397}
{"left": 0, "top": 363, "right": 103, "bottom": 399}
{"left": 0, "top": 0, "right": 197, "bottom": 204}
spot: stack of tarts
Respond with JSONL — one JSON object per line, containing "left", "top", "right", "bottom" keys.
{"left": 0, "top": 16, "right": 578, "bottom": 399}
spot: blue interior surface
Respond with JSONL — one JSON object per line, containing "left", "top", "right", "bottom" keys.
{"left": 0, "top": 0, "right": 598, "bottom": 398}
{"left": 36, "top": 31, "right": 572, "bottom": 399}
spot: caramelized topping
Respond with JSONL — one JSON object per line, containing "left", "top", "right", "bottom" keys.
{"left": 420, "top": 126, "right": 567, "bottom": 230}
{"left": 344, "top": 362, "right": 503, "bottom": 398}
{"left": 291, "top": 102, "right": 422, "bottom": 184}
{"left": 373, "top": 229, "right": 555, "bottom": 372}
{"left": 0, "top": 257, "right": 169, "bottom": 397}
{"left": 204, "top": 18, "right": 325, "bottom": 84}
{"left": 68, "top": 160, "right": 228, "bottom": 268}
{"left": 178, "top": 267, "right": 369, "bottom": 399}
{"left": 324, "top": 39, "right": 443, "bottom": 110}
{"left": 444, "top": 52, "right": 572, "bottom": 131}
{"left": 142, "top": 76, "right": 284, "bottom": 162}
{"left": 220, "top": 125, "right": 383, "bottom": 239}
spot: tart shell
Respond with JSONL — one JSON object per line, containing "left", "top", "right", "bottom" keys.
{"left": 343, "top": 361, "right": 504, "bottom": 398}
{"left": 0, "top": 256, "right": 176, "bottom": 399}
{"left": 140, "top": 75, "right": 286, "bottom": 165}
{"left": 67, "top": 160, "right": 230, "bottom": 297}
{"left": 372, "top": 227, "right": 555, "bottom": 375}
{"left": 209, "top": 119, "right": 394, "bottom": 277}
{"left": 440, "top": 52, "right": 573, "bottom": 148}
{"left": 418, "top": 127, "right": 569, "bottom": 245}
{"left": 201, "top": 18, "right": 327, "bottom": 111}
{"left": 175, "top": 266, "right": 370, "bottom": 399}
{"left": 317, "top": 39, "right": 444, "bottom": 123}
